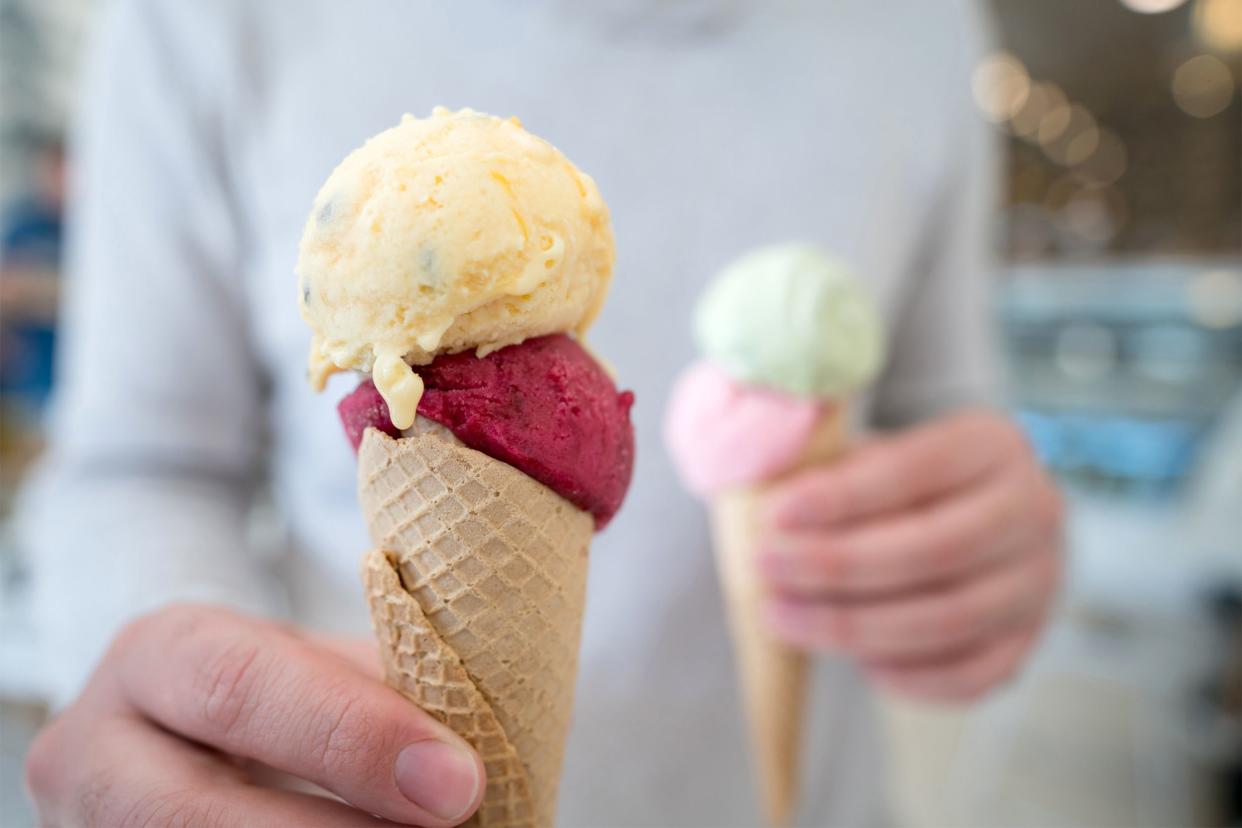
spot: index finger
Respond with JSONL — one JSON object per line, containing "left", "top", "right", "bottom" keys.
{"left": 765, "top": 409, "right": 1020, "bottom": 529}
{"left": 111, "top": 605, "right": 484, "bottom": 827}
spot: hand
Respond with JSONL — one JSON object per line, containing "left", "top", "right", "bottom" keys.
{"left": 758, "top": 410, "right": 1064, "bottom": 703}
{"left": 26, "top": 604, "right": 484, "bottom": 827}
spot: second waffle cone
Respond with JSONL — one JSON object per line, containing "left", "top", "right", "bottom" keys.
{"left": 709, "top": 406, "right": 847, "bottom": 826}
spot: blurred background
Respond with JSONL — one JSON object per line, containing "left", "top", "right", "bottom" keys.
{"left": 0, "top": 0, "right": 1239, "bottom": 826}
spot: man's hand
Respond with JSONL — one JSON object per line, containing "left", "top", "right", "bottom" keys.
{"left": 759, "top": 410, "right": 1064, "bottom": 703}
{"left": 26, "top": 604, "right": 484, "bottom": 827}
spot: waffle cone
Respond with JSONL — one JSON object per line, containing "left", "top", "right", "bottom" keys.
{"left": 358, "top": 423, "right": 593, "bottom": 827}
{"left": 709, "top": 406, "right": 847, "bottom": 826}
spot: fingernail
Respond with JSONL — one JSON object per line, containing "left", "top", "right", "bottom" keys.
{"left": 395, "top": 740, "right": 481, "bottom": 821}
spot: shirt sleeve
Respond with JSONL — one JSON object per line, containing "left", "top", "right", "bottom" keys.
{"left": 868, "top": 18, "right": 1004, "bottom": 429}
{"left": 17, "top": 0, "right": 278, "bottom": 706}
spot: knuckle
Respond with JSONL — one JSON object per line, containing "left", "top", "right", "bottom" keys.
{"left": 818, "top": 607, "right": 852, "bottom": 645}
{"left": 24, "top": 715, "right": 71, "bottom": 803}
{"left": 113, "top": 603, "right": 224, "bottom": 660}
{"left": 1042, "top": 483, "right": 1067, "bottom": 529}
{"left": 955, "top": 408, "right": 1001, "bottom": 438}
{"left": 76, "top": 764, "right": 124, "bottom": 827}
{"left": 971, "top": 667, "right": 1014, "bottom": 701}
{"left": 925, "top": 530, "right": 966, "bottom": 577}
{"left": 107, "top": 612, "right": 163, "bottom": 664}
{"left": 122, "top": 786, "right": 228, "bottom": 828}
{"left": 820, "top": 476, "right": 857, "bottom": 522}
{"left": 954, "top": 679, "right": 993, "bottom": 703}
{"left": 999, "top": 653, "right": 1025, "bottom": 688}
{"left": 962, "top": 648, "right": 1022, "bottom": 702}
{"left": 933, "top": 599, "right": 976, "bottom": 644}
{"left": 154, "top": 603, "right": 232, "bottom": 640}
{"left": 812, "top": 542, "right": 851, "bottom": 585}
{"left": 991, "top": 475, "right": 1026, "bottom": 526}
{"left": 311, "top": 690, "right": 382, "bottom": 778}
{"left": 966, "top": 412, "right": 1027, "bottom": 460}
{"left": 1033, "top": 545, "right": 1060, "bottom": 591}
{"left": 785, "top": 470, "right": 841, "bottom": 525}
{"left": 1046, "top": 544, "right": 1066, "bottom": 593}
{"left": 987, "top": 413, "right": 1024, "bottom": 447}
{"left": 189, "top": 633, "right": 265, "bottom": 740}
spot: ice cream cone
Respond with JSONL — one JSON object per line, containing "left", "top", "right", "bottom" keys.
{"left": 709, "top": 405, "right": 847, "bottom": 827}
{"left": 358, "top": 423, "right": 593, "bottom": 827}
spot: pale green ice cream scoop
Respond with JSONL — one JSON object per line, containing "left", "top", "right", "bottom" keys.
{"left": 693, "top": 244, "right": 885, "bottom": 397}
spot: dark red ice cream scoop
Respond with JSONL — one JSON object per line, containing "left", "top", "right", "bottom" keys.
{"left": 338, "top": 379, "right": 402, "bottom": 450}
{"left": 338, "top": 334, "right": 635, "bottom": 530}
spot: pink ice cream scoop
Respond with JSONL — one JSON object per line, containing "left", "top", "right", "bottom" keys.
{"left": 663, "top": 360, "right": 831, "bottom": 498}
{"left": 663, "top": 245, "right": 883, "bottom": 828}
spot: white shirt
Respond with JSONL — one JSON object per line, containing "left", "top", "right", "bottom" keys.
{"left": 21, "top": 1, "right": 997, "bottom": 824}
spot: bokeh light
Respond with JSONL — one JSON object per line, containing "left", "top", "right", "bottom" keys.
{"left": 1065, "top": 125, "right": 1101, "bottom": 165}
{"left": 972, "top": 52, "right": 1031, "bottom": 122}
{"left": 1171, "top": 54, "right": 1236, "bottom": 117}
{"left": 1042, "top": 104, "right": 1097, "bottom": 164}
{"left": 1186, "top": 269, "right": 1242, "bottom": 328}
{"left": 1059, "top": 185, "right": 1127, "bottom": 246}
{"left": 1041, "top": 174, "right": 1129, "bottom": 251}
{"left": 1037, "top": 101, "right": 1074, "bottom": 145}
{"left": 1119, "top": 0, "right": 1190, "bottom": 13}
{"left": 1194, "top": 0, "right": 1242, "bottom": 52}
{"left": 1042, "top": 173, "right": 1083, "bottom": 212}
{"left": 1074, "top": 129, "right": 1129, "bottom": 185}
{"left": 1011, "top": 83, "right": 1066, "bottom": 139}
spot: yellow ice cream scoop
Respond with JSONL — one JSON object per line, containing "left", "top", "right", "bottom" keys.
{"left": 297, "top": 107, "right": 615, "bottom": 428}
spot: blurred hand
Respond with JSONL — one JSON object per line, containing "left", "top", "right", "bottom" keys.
{"left": 26, "top": 604, "right": 483, "bottom": 827}
{"left": 759, "top": 410, "right": 1064, "bottom": 703}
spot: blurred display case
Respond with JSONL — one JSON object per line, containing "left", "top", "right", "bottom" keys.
{"left": 944, "top": 259, "right": 1242, "bottom": 828}
{"left": 1001, "top": 260, "right": 1242, "bottom": 498}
